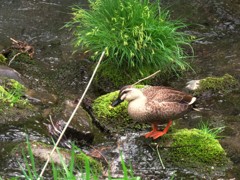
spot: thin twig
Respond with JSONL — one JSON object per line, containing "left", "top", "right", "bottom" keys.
{"left": 10, "top": 38, "right": 18, "bottom": 43}
{"left": 37, "top": 50, "right": 106, "bottom": 180}
{"left": 8, "top": 52, "right": 21, "bottom": 66}
{"left": 156, "top": 144, "right": 165, "bottom": 170}
{"left": 49, "top": 115, "right": 61, "bottom": 135}
{"left": 132, "top": 70, "right": 161, "bottom": 86}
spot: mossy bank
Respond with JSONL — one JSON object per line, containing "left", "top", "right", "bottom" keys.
{"left": 194, "top": 74, "right": 239, "bottom": 95}
{"left": 92, "top": 85, "right": 148, "bottom": 133}
{"left": 158, "top": 128, "right": 231, "bottom": 177}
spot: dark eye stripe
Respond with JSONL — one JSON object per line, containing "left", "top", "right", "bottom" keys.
{"left": 120, "top": 89, "right": 130, "bottom": 96}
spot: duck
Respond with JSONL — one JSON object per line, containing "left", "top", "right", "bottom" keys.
{"left": 111, "top": 85, "right": 196, "bottom": 139}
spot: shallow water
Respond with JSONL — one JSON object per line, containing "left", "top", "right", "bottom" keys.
{"left": 0, "top": 0, "right": 240, "bottom": 179}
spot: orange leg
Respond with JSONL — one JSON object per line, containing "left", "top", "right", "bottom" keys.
{"left": 145, "top": 123, "right": 158, "bottom": 138}
{"left": 145, "top": 121, "right": 173, "bottom": 140}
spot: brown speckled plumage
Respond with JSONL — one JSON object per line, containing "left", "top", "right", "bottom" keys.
{"left": 111, "top": 85, "right": 196, "bottom": 139}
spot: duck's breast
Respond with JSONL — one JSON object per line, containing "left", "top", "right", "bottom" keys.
{"left": 127, "top": 100, "right": 148, "bottom": 122}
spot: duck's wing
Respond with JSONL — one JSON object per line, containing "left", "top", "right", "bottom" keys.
{"left": 143, "top": 86, "right": 194, "bottom": 104}
{"left": 146, "top": 101, "right": 190, "bottom": 120}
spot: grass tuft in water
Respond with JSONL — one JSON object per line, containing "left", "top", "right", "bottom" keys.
{"left": 66, "top": 0, "right": 193, "bottom": 80}
{"left": 198, "top": 121, "right": 225, "bottom": 139}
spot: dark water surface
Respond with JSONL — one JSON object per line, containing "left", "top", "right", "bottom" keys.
{"left": 0, "top": 0, "right": 87, "bottom": 65}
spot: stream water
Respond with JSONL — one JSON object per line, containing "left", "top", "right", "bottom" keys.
{"left": 0, "top": 0, "right": 240, "bottom": 179}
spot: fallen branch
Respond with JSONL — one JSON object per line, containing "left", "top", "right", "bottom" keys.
{"left": 132, "top": 70, "right": 161, "bottom": 86}
{"left": 156, "top": 144, "right": 165, "bottom": 170}
{"left": 8, "top": 52, "right": 21, "bottom": 66}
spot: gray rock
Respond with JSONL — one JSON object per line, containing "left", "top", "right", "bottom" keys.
{"left": 48, "top": 99, "right": 94, "bottom": 145}
{"left": 0, "top": 65, "right": 25, "bottom": 85}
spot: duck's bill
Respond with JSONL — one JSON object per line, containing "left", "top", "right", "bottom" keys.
{"left": 111, "top": 98, "right": 124, "bottom": 107}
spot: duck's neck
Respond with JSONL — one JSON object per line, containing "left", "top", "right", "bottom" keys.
{"left": 127, "top": 96, "right": 147, "bottom": 120}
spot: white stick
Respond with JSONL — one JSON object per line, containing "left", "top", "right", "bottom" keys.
{"left": 37, "top": 50, "right": 105, "bottom": 180}
{"left": 132, "top": 70, "right": 161, "bottom": 86}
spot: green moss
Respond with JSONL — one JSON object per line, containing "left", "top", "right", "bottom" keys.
{"left": 75, "top": 152, "right": 103, "bottom": 174}
{"left": 195, "top": 74, "right": 239, "bottom": 95}
{"left": 92, "top": 85, "right": 148, "bottom": 133}
{"left": 168, "top": 128, "right": 228, "bottom": 167}
{"left": 0, "top": 79, "right": 29, "bottom": 108}
{"left": 0, "top": 54, "right": 7, "bottom": 64}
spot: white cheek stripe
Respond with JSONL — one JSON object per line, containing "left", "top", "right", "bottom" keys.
{"left": 121, "top": 94, "right": 126, "bottom": 100}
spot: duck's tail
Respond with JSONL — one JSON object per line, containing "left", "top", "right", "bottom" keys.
{"left": 188, "top": 97, "right": 197, "bottom": 105}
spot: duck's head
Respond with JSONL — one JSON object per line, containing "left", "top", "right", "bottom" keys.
{"left": 111, "top": 85, "right": 143, "bottom": 107}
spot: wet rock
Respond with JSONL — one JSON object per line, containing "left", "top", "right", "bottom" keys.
{"left": 31, "top": 141, "right": 70, "bottom": 165}
{"left": 48, "top": 99, "right": 95, "bottom": 146}
{"left": 105, "top": 129, "right": 231, "bottom": 179}
{"left": 11, "top": 141, "right": 102, "bottom": 176}
{"left": 0, "top": 65, "right": 25, "bottom": 85}
{"left": 25, "top": 89, "right": 58, "bottom": 105}
{"left": 0, "top": 141, "right": 23, "bottom": 178}
{"left": 0, "top": 78, "right": 37, "bottom": 124}
{"left": 185, "top": 79, "right": 201, "bottom": 91}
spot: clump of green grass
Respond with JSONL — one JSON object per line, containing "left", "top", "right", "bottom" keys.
{"left": 197, "top": 121, "right": 225, "bottom": 139}
{"left": 66, "top": 0, "right": 193, "bottom": 80}
{"left": 0, "top": 79, "right": 28, "bottom": 108}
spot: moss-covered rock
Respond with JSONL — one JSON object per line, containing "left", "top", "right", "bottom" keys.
{"left": 194, "top": 74, "right": 239, "bottom": 95}
{"left": 92, "top": 85, "right": 148, "bottom": 133}
{"left": 0, "top": 78, "right": 29, "bottom": 109}
{"left": 164, "top": 128, "right": 229, "bottom": 167}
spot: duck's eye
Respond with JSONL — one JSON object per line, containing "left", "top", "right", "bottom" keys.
{"left": 120, "top": 90, "right": 130, "bottom": 96}
{"left": 119, "top": 90, "right": 131, "bottom": 100}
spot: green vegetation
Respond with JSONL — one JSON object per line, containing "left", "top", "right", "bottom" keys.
{"left": 0, "top": 78, "right": 28, "bottom": 108}
{"left": 92, "top": 85, "right": 148, "bottom": 133}
{"left": 66, "top": 0, "right": 193, "bottom": 85}
{"left": 19, "top": 140, "right": 102, "bottom": 180}
{"left": 19, "top": 140, "right": 140, "bottom": 179}
{"left": 0, "top": 54, "right": 7, "bottom": 64}
{"left": 168, "top": 128, "right": 228, "bottom": 167}
{"left": 195, "top": 74, "right": 239, "bottom": 95}
{"left": 198, "top": 121, "right": 225, "bottom": 139}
